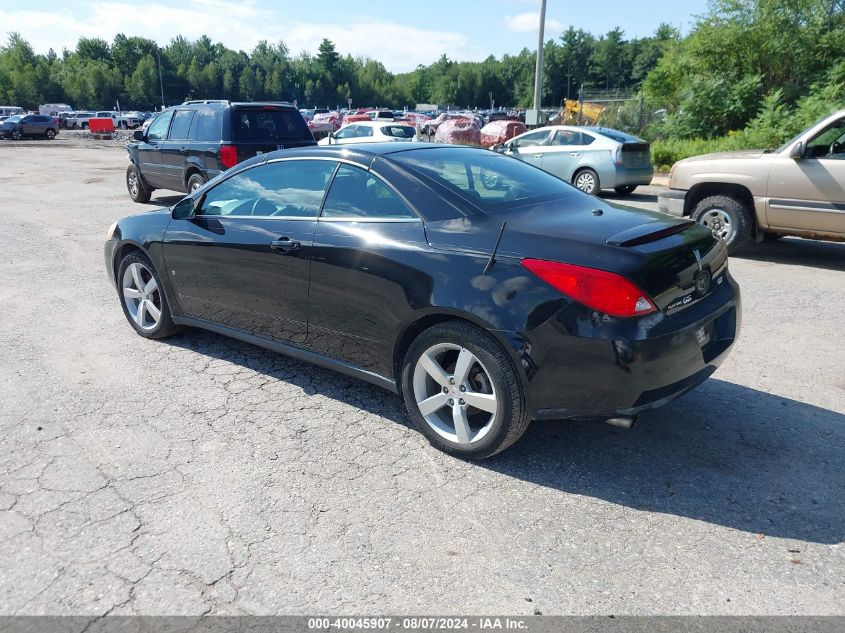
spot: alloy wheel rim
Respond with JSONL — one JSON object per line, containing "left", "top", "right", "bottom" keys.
{"left": 700, "top": 208, "right": 734, "bottom": 242}
{"left": 190, "top": 180, "right": 201, "bottom": 192}
{"left": 121, "top": 263, "right": 162, "bottom": 331}
{"left": 128, "top": 172, "right": 139, "bottom": 197}
{"left": 576, "top": 172, "right": 595, "bottom": 192}
{"left": 412, "top": 343, "right": 498, "bottom": 445}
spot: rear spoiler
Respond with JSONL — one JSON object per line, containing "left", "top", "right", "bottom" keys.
{"left": 606, "top": 220, "right": 695, "bottom": 247}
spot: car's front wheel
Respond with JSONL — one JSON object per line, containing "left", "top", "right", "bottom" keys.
{"left": 401, "top": 321, "right": 530, "bottom": 459}
{"left": 126, "top": 164, "right": 151, "bottom": 203}
{"left": 117, "top": 252, "right": 179, "bottom": 340}
{"left": 691, "top": 194, "right": 753, "bottom": 253}
{"left": 573, "top": 168, "right": 600, "bottom": 195}
{"left": 11, "top": 129, "right": 21, "bottom": 140}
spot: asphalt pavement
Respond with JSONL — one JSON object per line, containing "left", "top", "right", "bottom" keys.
{"left": 0, "top": 139, "right": 843, "bottom": 615}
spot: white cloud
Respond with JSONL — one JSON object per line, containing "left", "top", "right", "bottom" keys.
{"left": 505, "top": 11, "right": 565, "bottom": 34}
{"left": 0, "top": 1, "right": 484, "bottom": 72}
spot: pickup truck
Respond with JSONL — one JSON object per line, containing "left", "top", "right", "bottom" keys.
{"left": 658, "top": 109, "right": 845, "bottom": 252}
{"left": 94, "top": 111, "right": 140, "bottom": 129}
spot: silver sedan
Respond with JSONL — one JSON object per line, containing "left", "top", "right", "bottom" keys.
{"left": 495, "top": 125, "right": 654, "bottom": 196}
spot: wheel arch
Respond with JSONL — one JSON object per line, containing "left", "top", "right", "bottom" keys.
{"left": 182, "top": 159, "right": 207, "bottom": 189}
{"left": 685, "top": 182, "right": 755, "bottom": 216}
{"left": 391, "top": 311, "right": 530, "bottom": 395}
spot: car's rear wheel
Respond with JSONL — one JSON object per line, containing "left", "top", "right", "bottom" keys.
{"left": 45, "top": 129, "right": 56, "bottom": 140}
{"left": 187, "top": 173, "right": 206, "bottom": 193}
{"left": 126, "top": 164, "right": 151, "bottom": 203}
{"left": 573, "top": 168, "right": 600, "bottom": 195}
{"left": 401, "top": 321, "right": 529, "bottom": 459}
{"left": 614, "top": 185, "right": 636, "bottom": 195}
{"left": 692, "top": 194, "right": 753, "bottom": 253}
{"left": 117, "top": 252, "right": 179, "bottom": 340}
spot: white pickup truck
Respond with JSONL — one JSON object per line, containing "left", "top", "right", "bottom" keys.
{"left": 94, "top": 111, "right": 141, "bottom": 129}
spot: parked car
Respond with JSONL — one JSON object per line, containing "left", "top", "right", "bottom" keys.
{"left": 69, "top": 111, "right": 95, "bottom": 129}
{"left": 95, "top": 111, "right": 140, "bottom": 129}
{"left": 105, "top": 143, "right": 740, "bottom": 459}
{"left": 421, "top": 112, "right": 468, "bottom": 136}
{"left": 125, "top": 100, "right": 315, "bottom": 202}
{"left": 658, "top": 109, "right": 845, "bottom": 252}
{"left": 0, "top": 114, "right": 59, "bottom": 140}
{"left": 495, "top": 125, "right": 654, "bottom": 196}
{"left": 318, "top": 121, "right": 417, "bottom": 145}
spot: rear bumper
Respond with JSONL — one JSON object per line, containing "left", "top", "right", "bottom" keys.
{"left": 658, "top": 188, "right": 687, "bottom": 216}
{"left": 523, "top": 272, "right": 741, "bottom": 420}
{"left": 606, "top": 165, "right": 654, "bottom": 188}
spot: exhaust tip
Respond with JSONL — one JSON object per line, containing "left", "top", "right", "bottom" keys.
{"left": 606, "top": 415, "right": 637, "bottom": 430}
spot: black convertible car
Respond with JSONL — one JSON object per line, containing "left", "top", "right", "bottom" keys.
{"left": 105, "top": 143, "right": 740, "bottom": 458}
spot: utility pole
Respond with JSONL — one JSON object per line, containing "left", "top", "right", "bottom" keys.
{"left": 155, "top": 48, "right": 165, "bottom": 109}
{"left": 526, "top": 0, "right": 547, "bottom": 128}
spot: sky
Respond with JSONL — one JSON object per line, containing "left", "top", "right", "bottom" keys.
{"left": 0, "top": 0, "right": 708, "bottom": 73}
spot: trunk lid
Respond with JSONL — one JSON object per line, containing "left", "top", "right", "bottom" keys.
{"left": 621, "top": 142, "right": 651, "bottom": 169}
{"left": 426, "top": 197, "right": 726, "bottom": 313}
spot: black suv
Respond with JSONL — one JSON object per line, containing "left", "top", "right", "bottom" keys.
{"left": 126, "top": 101, "right": 316, "bottom": 202}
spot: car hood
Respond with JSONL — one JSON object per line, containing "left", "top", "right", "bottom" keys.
{"left": 679, "top": 149, "right": 766, "bottom": 162}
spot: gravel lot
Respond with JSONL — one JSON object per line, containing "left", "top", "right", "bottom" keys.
{"left": 0, "top": 137, "right": 843, "bottom": 616}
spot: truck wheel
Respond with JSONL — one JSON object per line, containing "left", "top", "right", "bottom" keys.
{"left": 127, "top": 164, "right": 152, "bottom": 203}
{"left": 692, "top": 195, "right": 754, "bottom": 253}
{"left": 187, "top": 173, "right": 206, "bottom": 193}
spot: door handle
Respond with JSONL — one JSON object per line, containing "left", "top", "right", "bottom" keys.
{"left": 533, "top": 154, "right": 543, "bottom": 159}
{"left": 271, "top": 238, "right": 300, "bottom": 253}
{"left": 570, "top": 152, "right": 579, "bottom": 157}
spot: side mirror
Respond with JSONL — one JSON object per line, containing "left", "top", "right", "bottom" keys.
{"left": 172, "top": 196, "right": 197, "bottom": 220}
{"left": 132, "top": 130, "right": 145, "bottom": 141}
{"left": 789, "top": 141, "right": 805, "bottom": 160}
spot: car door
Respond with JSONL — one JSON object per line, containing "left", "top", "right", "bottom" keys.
{"left": 158, "top": 109, "right": 195, "bottom": 191}
{"left": 20, "top": 115, "right": 36, "bottom": 136}
{"left": 540, "top": 129, "right": 585, "bottom": 180}
{"left": 767, "top": 117, "right": 845, "bottom": 236}
{"left": 135, "top": 110, "right": 174, "bottom": 189}
{"left": 307, "top": 162, "right": 429, "bottom": 373}
{"left": 163, "top": 158, "right": 338, "bottom": 344}
{"left": 503, "top": 129, "right": 552, "bottom": 169}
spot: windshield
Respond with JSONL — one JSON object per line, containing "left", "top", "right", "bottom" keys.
{"left": 6, "top": 115, "right": 22, "bottom": 123}
{"left": 392, "top": 147, "right": 580, "bottom": 211}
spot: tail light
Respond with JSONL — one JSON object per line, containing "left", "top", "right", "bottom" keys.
{"left": 521, "top": 259, "right": 656, "bottom": 318}
{"left": 220, "top": 145, "right": 238, "bottom": 169}
{"left": 612, "top": 146, "right": 624, "bottom": 166}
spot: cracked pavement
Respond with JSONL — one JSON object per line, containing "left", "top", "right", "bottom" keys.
{"left": 0, "top": 140, "right": 843, "bottom": 615}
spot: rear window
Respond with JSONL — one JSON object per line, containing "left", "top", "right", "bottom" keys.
{"left": 392, "top": 147, "right": 576, "bottom": 212}
{"left": 381, "top": 125, "right": 415, "bottom": 138}
{"left": 232, "top": 108, "right": 309, "bottom": 142}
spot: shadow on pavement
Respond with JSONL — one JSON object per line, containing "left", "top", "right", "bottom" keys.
{"left": 733, "top": 237, "right": 845, "bottom": 272}
{"left": 140, "top": 194, "right": 183, "bottom": 207}
{"left": 166, "top": 330, "right": 844, "bottom": 544}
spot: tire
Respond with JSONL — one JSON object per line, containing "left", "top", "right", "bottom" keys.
{"left": 400, "top": 321, "right": 530, "bottom": 459}
{"left": 691, "top": 194, "right": 754, "bottom": 253}
{"left": 116, "top": 251, "right": 179, "bottom": 340}
{"left": 187, "top": 172, "right": 206, "bottom": 193}
{"left": 614, "top": 185, "right": 636, "bottom": 195}
{"left": 45, "top": 129, "right": 56, "bottom": 140}
{"left": 126, "top": 164, "right": 151, "bottom": 203}
{"left": 11, "top": 129, "right": 21, "bottom": 140}
{"left": 573, "top": 168, "right": 600, "bottom": 195}
{"left": 81, "top": 122, "right": 88, "bottom": 129}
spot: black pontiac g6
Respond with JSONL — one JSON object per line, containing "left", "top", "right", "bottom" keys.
{"left": 105, "top": 143, "right": 741, "bottom": 458}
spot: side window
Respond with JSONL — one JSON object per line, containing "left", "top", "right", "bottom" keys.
{"left": 580, "top": 133, "right": 596, "bottom": 146}
{"left": 806, "top": 119, "right": 845, "bottom": 159}
{"left": 193, "top": 109, "right": 222, "bottom": 141}
{"left": 199, "top": 160, "right": 337, "bottom": 218}
{"left": 168, "top": 110, "right": 194, "bottom": 140}
{"left": 512, "top": 130, "right": 550, "bottom": 147}
{"left": 322, "top": 165, "right": 416, "bottom": 220}
{"left": 551, "top": 130, "right": 581, "bottom": 146}
{"left": 359, "top": 127, "right": 374, "bottom": 137}
{"left": 147, "top": 110, "right": 174, "bottom": 141}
